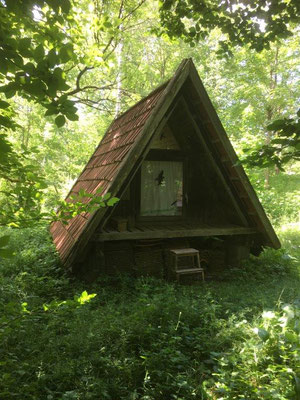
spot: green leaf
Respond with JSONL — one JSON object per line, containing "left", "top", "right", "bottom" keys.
{"left": 61, "top": 0, "right": 71, "bottom": 13}
{"left": 0, "top": 115, "right": 13, "bottom": 128}
{"left": 6, "top": 38, "right": 18, "bottom": 49}
{"left": 18, "top": 38, "right": 32, "bottom": 57}
{"left": 47, "top": 82, "right": 58, "bottom": 98}
{"left": 53, "top": 67, "right": 64, "bottom": 78}
{"left": 34, "top": 44, "right": 45, "bottom": 61}
{"left": 47, "top": 49, "right": 58, "bottom": 68}
{"left": 19, "top": 38, "right": 31, "bottom": 48}
{"left": 272, "top": 138, "right": 290, "bottom": 145}
{"left": 35, "top": 181, "right": 48, "bottom": 189}
{"left": 44, "top": 106, "right": 59, "bottom": 116}
{"left": 0, "top": 100, "right": 10, "bottom": 109}
{"left": 5, "top": 89, "right": 17, "bottom": 99}
{"left": 107, "top": 197, "right": 119, "bottom": 206}
{"left": 65, "top": 112, "right": 79, "bottom": 121}
{"left": 255, "top": 327, "right": 270, "bottom": 341}
{"left": 24, "top": 62, "right": 35, "bottom": 74}
{"left": 57, "top": 80, "right": 71, "bottom": 91}
{"left": 59, "top": 44, "right": 73, "bottom": 63}
{"left": 267, "top": 119, "right": 286, "bottom": 131}
{"left": 285, "top": 331, "right": 298, "bottom": 343}
{"left": 24, "top": 80, "right": 47, "bottom": 97}
{"left": 0, "top": 59, "right": 8, "bottom": 74}
{"left": 55, "top": 115, "right": 66, "bottom": 127}
{"left": 0, "top": 235, "right": 10, "bottom": 247}
{"left": 0, "top": 135, "right": 12, "bottom": 153}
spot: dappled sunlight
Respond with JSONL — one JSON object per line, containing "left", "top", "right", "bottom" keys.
{"left": 1, "top": 226, "right": 300, "bottom": 399}
{"left": 280, "top": 221, "right": 300, "bottom": 233}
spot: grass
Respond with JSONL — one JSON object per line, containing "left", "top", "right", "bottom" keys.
{"left": 206, "top": 224, "right": 300, "bottom": 315}
{"left": 0, "top": 224, "right": 299, "bottom": 399}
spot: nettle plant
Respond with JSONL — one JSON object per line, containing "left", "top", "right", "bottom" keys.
{"left": 210, "top": 303, "right": 300, "bottom": 399}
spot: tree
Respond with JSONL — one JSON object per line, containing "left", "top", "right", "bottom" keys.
{"left": 198, "top": 35, "right": 300, "bottom": 173}
{"left": 158, "top": 0, "right": 300, "bottom": 54}
{"left": 0, "top": 0, "right": 147, "bottom": 229}
{"left": 158, "top": 0, "right": 300, "bottom": 168}
{"left": 0, "top": 0, "right": 81, "bottom": 228}
{"left": 244, "top": 111, "right": 300, "bottom": 170}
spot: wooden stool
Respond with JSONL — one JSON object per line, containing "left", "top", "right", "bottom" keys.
{"left": 169, "top": 248, "right": 205, "bottom": 282}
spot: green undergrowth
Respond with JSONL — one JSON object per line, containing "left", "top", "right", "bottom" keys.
{"left": 0, "top": 226, "right": 299, "bottom": 399}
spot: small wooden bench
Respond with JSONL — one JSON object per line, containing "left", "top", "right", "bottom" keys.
{"left": 169, "top": 248, "right": 205, "bottom": 282}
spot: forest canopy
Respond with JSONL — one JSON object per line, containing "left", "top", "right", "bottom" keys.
{"left": 159, "top": 0, "right": 300, "bottom": 52}
{"left": 0, "top": 0, "right": 299, "bottom": 231}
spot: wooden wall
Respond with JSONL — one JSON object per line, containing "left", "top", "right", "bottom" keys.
{"left": 104, "top": 115, "right": 244, "bottom": 228}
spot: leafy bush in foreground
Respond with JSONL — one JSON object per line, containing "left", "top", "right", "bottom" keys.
{"left": 207, "top": 303, "right": 300, "bottom": 399}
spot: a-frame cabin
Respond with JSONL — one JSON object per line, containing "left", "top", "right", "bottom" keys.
{"left": 51, "top": 59, "right": 280, "bottom": 279}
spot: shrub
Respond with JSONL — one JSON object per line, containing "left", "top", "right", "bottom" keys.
{"left": 207, "top": 302, "right": 300, "bottom": 399}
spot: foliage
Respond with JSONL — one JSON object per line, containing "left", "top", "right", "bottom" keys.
{"left": 0, "top": 0, "right": 79, "bottom": 226}
{"left": 158, "top": 1, "right": 300, "bottom": 168}
{"left": 0, "top": 234, "right": 12, "bottom": 258}
{"left": 1, "top": 0, "right": 299, "bottom": 228}
{"left": 243, "top": 110, "right": 300, "bottom": 170}
{"left": 222, "top": 248, "right": 295, "bottom": 283}
{"left": 0, "top": 136, "right": 49, "bottom": 227}
{"left": 0, "top": 0, "right": 145, "bottom": 227}
{"left": 209, "top": 303, "right": 300, "bottom": 399}
{"left": 55, "top": 189, "right": 119, "bottom": 224}
{"left": 158, "top": 0, "right": 300, "bottom": 54}
{"left": 0, "top": 226, "right": 299, "bottom": 399}
{"left": 243, "top": 164, "right": 300, "bottom": 226}
{"left": 0, "top": 0, "right": 79, "bottom": 131}
{"left": 0, "top": 3, "right": 299, "bottom": 397}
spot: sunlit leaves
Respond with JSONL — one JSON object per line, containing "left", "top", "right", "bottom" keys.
{"left": 0, "top": 0, "right": 79, "bottom": 135}
{"left": 43, "top": 290, "right": 97, "bottom": 311}
{"left": 54, "top": 189, "right": 119, "bottom": 224}
{"left": 158, "top": 0, "right": 300, "bottom": 56}
{"left": 243, "top": 109, "right": 300, "bottom": 170}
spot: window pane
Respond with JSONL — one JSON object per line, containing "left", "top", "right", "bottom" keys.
{"left": 141, "top": 160, "right": 183, "bottom": 216}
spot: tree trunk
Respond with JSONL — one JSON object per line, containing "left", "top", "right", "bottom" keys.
{"left": 264, "top": 45, "right": 279, "bottom": 188}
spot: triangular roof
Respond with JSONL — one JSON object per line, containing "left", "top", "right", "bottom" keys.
{"left": 50, "top": 59, "right": 280, "bottom": 268}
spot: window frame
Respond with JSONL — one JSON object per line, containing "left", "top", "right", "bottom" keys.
{"left": 136, "top": 150, "right": 187, "bottom": 222}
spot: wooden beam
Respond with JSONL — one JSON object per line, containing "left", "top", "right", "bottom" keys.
{"left": 92, "top": 226, "right": 257, "bottom": 242}
{"left": 179, "top": 97, "right": 249, "bottom": 227}
{"left": 221, "top": 157, "right": 231, "bottom": 163}
{"left": 187, "top": 61, "right": 281, "bottom": 249}
{"left": 212, "top": 138, "right": 221, "bottom": 144}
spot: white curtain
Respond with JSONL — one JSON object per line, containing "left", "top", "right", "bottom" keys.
{"left": 141, "top": 161, "right": 183, "bottom": 216}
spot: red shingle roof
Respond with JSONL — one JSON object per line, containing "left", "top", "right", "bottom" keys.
{"left": 50, "top": 82, "right": 168, "bottom": 263}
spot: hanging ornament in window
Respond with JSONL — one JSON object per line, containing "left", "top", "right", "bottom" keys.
{"left": 155, "top": 170, "right": 165, "bottom": 186}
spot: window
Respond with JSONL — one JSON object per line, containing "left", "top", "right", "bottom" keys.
{"left": 140, "top": 160, "right": 183, "bottom": 216}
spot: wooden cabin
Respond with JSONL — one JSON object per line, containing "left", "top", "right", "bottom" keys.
{"left": 50, "top": 59, "right": 280, "bottom": 280}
